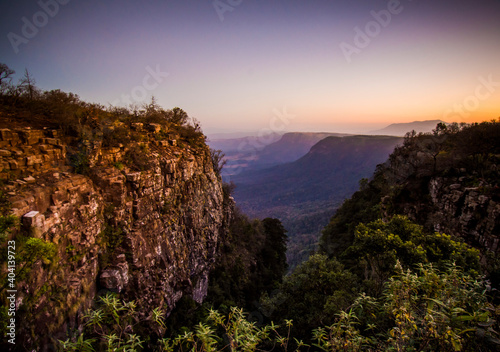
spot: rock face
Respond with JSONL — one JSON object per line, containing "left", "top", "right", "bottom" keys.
{"left": 0, "top": 127, "right": 230, "bottom": 350}
{"left": 382, "top": 173, "right": 500, "bottom": 255}
{"left": 428, "top": 177, "right": 500, "bottom": 252}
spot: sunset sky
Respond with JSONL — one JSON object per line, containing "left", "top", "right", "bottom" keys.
{"left": 1, "top": 0, "right": 499, "bottom": 135}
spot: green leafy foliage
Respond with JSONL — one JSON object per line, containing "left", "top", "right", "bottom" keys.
{"left": 58, "top": 264, "right": 499, "bottom": 352}
{"left": 262, "top": 216, "right": 484, "bottom": 346}
{"left": 318, "top": 164, "right": 387, "bottom": 258}
{"left": 347, "top": 262, "right": 498, "bottom": 352}
{"left": 205, "top": 208, "right": 288, "bottom": 310}
{"left": 0, "top": 214, "right": 17, "bottom": 243}
{"left": 0, "top": 214, "right": 19, "bottom": 338}
{"left": 0, "top": 233, "right": 57, "bottom": 287}
{"left": 312, "top": 309, "right": 370, "bottom": 352}
{"left": 69, "top": 145, "right": 91, "bottom": 175}
{"left": 345, "top": 216, "right": 480, "bottom": 294}
{"left": 19, "top": 237, "right": 57, "bottom": 266}
{"left": 262, "top": 254, "right": 358, "bottom": 343}
{"left": 162, "top": 307, "right": 278, "bottom": 351}
{"left": 0, "top": 217, "right": 57, "bottom": 340}
{"left": 307, "top": 263, "right": 498, "bottom": 352}
{"left": 61, "top": 298, "right": 306, "bottom": 352}
{"left": 59, "top": 293, "right": 159, "bottom": 351}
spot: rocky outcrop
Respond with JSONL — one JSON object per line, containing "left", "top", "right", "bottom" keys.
{"left": 0, "top": 126, "right": 230, "bottom": 350}
{"left": 428, "top": 176, "right": 500, "bottom": 251}
{"left": 382, "top": 172, "right": 500, "bottom": 254}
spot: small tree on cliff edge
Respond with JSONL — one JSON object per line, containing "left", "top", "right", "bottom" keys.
{"left": 0, "top": 63, "right": 15, "bottom": 95}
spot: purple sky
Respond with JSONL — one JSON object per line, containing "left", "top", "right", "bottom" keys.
{"left": 1, "top": 0, "right": 499, "bottom": 135}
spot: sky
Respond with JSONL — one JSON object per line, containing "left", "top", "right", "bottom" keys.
{"left": 0, "top": 0, "right": 499, "bottom": 135}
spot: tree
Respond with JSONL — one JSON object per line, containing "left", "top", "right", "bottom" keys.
{"left": 19, "top": 68, "right": 39, "bottom": 100}
{"left": 344, "top": 216, "right": 480, "bottom": 294}
{"left": 142, "top": 96, "right": 170, "bottom": 123}
{"left": 261, "top": 254, "right": 358, "bottom": 342}
{"left": 205, "top": 212, "right": 287, "bottom": 311}
{"left": 259, "top": 218, "right": 288, "bottom": 290}
{"left": 0, "top": 63, "right": 15, "bottom": 95}
{"left": 170, "top": 107, "right": 189, "bottom": 125}
{"left": 210, "top": 148, "right": 226, "bottom": 176}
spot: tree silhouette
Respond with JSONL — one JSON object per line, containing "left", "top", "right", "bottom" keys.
{"left": 19, "top": 68, "right": 39, "bottom": 101}
{"left": 0, "top": 63, "right": 15, "bottom": 94}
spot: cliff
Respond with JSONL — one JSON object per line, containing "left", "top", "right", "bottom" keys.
{"left": 382, "top": 170, "right": 500, "bottom": 254}
{"left": 0, "top": 123, "right": 231, "bottom": 350}
{"left": 320, "top": 122, "right": 500, "bottom": 264}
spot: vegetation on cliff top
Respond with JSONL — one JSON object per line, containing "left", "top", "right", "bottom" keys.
{"left": 0, "top": 63, "right": 207, "bottom": 156}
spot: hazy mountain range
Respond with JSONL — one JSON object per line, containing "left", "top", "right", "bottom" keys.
{"left": 208, "top": 120, "right": 444, "bottom": 267}
{"left": 232, "top": 135, "right": 402, "bottom": 209}
{"left": 208, "top": 132, "right": 349, "bottom": 176}
{"left": 208, "top": 120, "right": 446, "bottom": 176}
{"left": 369, "top": 120, "right": 447, "bottom": 136}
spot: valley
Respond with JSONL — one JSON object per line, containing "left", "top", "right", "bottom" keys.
{"left": 210, "top": 132, "right": 407, "bottom": 268}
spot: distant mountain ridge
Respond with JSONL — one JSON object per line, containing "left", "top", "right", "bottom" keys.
{"left": 254, "top": 132, "right": 351, "bottom": 169}
{"left": 370, "top": 120, "right": 447, "bottom": 136}
{"left": 210, "top": 121, "right": 447, "bottom": 177}
{"left": 208, "top": 132, "right": 349, "bottom": 177}
{"left": 234, "top": 135, "right": 403, "bottom": 209}
{"left": 207, "top": 133, "right": 282, "bottom": 153}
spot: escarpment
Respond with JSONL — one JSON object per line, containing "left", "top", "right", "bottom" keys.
{"left": 320, "top": 123, "right": 500, "bottom": 264}
{"left": 0, "top": 124, "right": 231, "bottom": 350}
{"left": 382, "top": 172, "right": 500, "bottom": 253}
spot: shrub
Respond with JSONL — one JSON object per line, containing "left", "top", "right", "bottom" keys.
{"left": 69, "top": 147, "right": 91, "bottom": 175}
{"left": 124, "top": 145, "right": 152, "bottom": 171}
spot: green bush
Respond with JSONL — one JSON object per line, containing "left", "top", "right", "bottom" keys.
{"left": 102, "top": 125, "right": 130, "bottom": 147}
{"left": 345, "top": 216, "right": 480, "bottom": 294}
{"left": 69, "top": 147, "right": 91, "bottom": 175}
{"left": 59, "top": 293, "right": 158, "bottom": 351}
{"left": 261, "top": 254, "right": 358, "bottom": 343}
{"left": 58, "top": 264, "right": 500, "bottom": 351}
